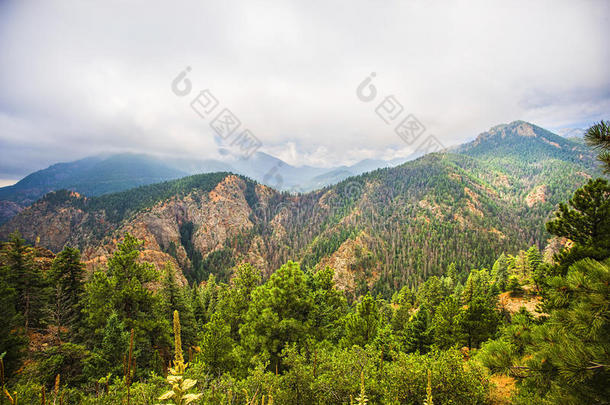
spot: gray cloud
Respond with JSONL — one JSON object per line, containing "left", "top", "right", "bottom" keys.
{"left": 0, "top": 0, "right": 608, "bottom": 179}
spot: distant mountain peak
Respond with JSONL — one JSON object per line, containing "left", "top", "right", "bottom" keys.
{"left": 484, "top": 120, "right": 539, "bottom": 139}
{"left": 454, "top": 120, "right": 600, "bottom": 170}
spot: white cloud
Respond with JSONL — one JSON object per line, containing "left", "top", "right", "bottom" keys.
{"left": 0, "top": 0, "right": 608, "bottom": 176}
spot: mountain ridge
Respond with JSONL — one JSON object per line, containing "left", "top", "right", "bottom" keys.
{"left": 1, "top": 120, "right": 601, "bottom": 294}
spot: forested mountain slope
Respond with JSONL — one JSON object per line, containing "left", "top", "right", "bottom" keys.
{"left": 0, "top": 121, "right": 600, "bottom": 294}
{"left": 0, "top": 154, "right": 188, "bottom": 224}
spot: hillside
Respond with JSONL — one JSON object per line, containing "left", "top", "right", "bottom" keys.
{"left": 0, "top": 121, "right": 600, "bottom": 293}
{"left": 0, "top": 151, "right": 407, "bottom": 225}
{"left": 0, "top": 154, "right": 188, "bottom": 224}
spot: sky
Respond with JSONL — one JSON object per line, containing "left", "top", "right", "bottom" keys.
{"left": 0, "top": 0, "right": 609, "bottom": 185}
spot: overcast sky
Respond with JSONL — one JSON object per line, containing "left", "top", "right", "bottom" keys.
{"left": 0, "top": 0, "right": 608, "bottom": 184}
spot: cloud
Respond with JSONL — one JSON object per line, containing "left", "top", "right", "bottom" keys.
{"left": 0, "top": 0, "right": 608, "bottom": 178}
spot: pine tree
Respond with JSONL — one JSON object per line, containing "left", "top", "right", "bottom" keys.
{"left": 526, "top": 246, "right": 542, "bottom": 273}
{"left": 84, "top": 234, "right": 170, "bottom": 369}
{"left": 546, "top": 178, "right": 610, "bottom": 273}
{"left": 458, "top": 295, "right": 499, "bottom": 349}
{"left": 343, "top": 293, "right": 380, "bottom": 347}
{"left": 0, "top": 269, "right": 24, "bottom": 375}
{"left": 519, "top": 258, "right": 610, "bottom": 403}
{"left": 446, "top": 262, "right": 459, "bottom": 286}
{"left": 87, "top": 312, "right": 129, "bottom": 379}
{"left": 2, "top": 232, "right": 48, "bottom": 331}
{"left": 403, "top": 304, "right": 431, "bottom": 353}
{"left": 48, "top": 246, "right": 85, "bottom": 340}
{"left": 159, "top": 264, "right": 196, "bottom": 349}
{"left": 431, "top": 296, "right": 464, "bottom": 349}
{"left": 240, "top": 261, "right": 312, "bottom": 371}
{"left": 585, "top": 120, "right": 610, "bottom": 173}
{"left": 199, "top": 314, "right": 234, "bottom": 375}
{"left": 217, "top": 263, "right": 260, "bottom": 341}
{"left": 491, "top": 253, "right": 509, "bottom": 290}
{"left": 309, "top": 266, "right": 347, "bottom": 342}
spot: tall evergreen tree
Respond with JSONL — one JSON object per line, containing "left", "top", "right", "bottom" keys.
{"left": 240, "top": 261, "right": 312, "bottom": 371}
{"left": 48, "top": 246, "right": 85, "bottom": 340}
{"left": 0, "top": 268, "right": 25, "bottom": 375}
{"left": 519, "top": 258, "right": 610, "bottom": 403}
{"left": 2, "top": 232, "right": 48, "bottom": 331}
{"left": 343, "top": 293, "right": 380, "bottom": 347}
{"left": 431, "top": 296, "right": 464, "bottom": 350}
{"left": 308, "top": 266, "right": 347, "bottom": 342}
{"left": 546, "top": 178, "right": 610, "bottom": 273}
{"left": 491, "top": 253, "right": 509, "bottom": 290}
{"left": 84, "top": 234, "right": 170, "bottom": 369}
{"left": 526, "top": 246, "right": 542, "bottom": 273}
{"left": 159, "top": 263, "right": 196, "bottom": 349}
{"left": 458, "top": 295, "right": 499, "bottom": 349}
{"left": 403, "top": 304, "right": 432, "bottom": 353}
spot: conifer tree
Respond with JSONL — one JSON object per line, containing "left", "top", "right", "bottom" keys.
{"left": 585, "top": 120, "right": 610, "bottom": 172}
{"left": 403, "top": 304, "right": 432, "bottom": 353}
{"left": 431, "top": 296, "right": 464, "bottom": 349}
{"left": 491, "top": 253, "right": 509, "bottom": 290}
{"left": 0, "top": 270, "right": 24, "bottom": 375}
{"left": 526, "top": 245, "right": 542, "bottom": 273}
{"left": 240, "top": 261, "right": 312, "bottom": 371}
{"left": 343, "top": 293, "right": 380, "bottom": 347}
{"left": 519, "top": 258, "right": 610, "bottom": 403}
{"left": 309, "top": 266, "right": 347, "bottom": 342}
{"left": 84, "top": 234, "right": 169, "bottom": 369}
{"left": 458, "top": 295, "right": 499, "bottom": 349}
{"left": 159, "top": 264, "right": 196, "bottom": 349}
{"left": 546, "top": 178, "right": 610, "bottom": 273}
{"left": 48, "top": 246, "right": 85, "bottom": 340}
{"left": 2, "top": 232, "right": 47, "bottom": 331}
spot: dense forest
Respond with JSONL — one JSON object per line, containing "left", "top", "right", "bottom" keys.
{"left": 0, "top": 121, "right": 608, "bottom": 404}
{"left": 0, "top": 174, "right": 608, "bottom": 404}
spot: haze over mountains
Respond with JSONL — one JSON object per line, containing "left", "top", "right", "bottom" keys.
{"left": 0, "top": 120, "right": 601, "bottom": 294}
{"left": 0, "top": 146, "right": 411, "bottom": 225}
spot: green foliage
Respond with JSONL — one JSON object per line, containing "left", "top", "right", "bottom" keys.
{"left": 383, "top": 349, "right": 489, "bottom": 404}
{"left": 85, "top": 312, "right": 129, "bottom": 379}
{"left": 240, "top": 261, "right": 313, "bottom": 371}
{"left": 402, "top": 305, "right": 432, "bottom": 354}
{"left": 342, "top": 294, "right": 380, "bottom": 348}
{"left": 159, "top": 264, "right": 197, "bottom": 349}
{"left": 84, "top": 234, "right": 169, "bottom": 372}
{"left": 199, "top": 315, "right": 234, "bottom": 376}
{"left": 516, "top": 258, "right": 610, "bottom": 404}
{"left": 584, "top": 120, "right": 610, "bottom": 172}
{"left": 308, "top": 266, "right": 348, "bottom": 342}
{"left": 431, "top": 296, "right": 464, "bottom": 350}
{"left": 48, "top": 246, "right": 85, "bottom": 341}
{"left": 491, "top": 253, "right": 509, "bottom": 290}
{"left": 0, "top": 273, "right": 24, "bottom": 376}
{"left": 458, "top": 295, "right": 500, "bottom": 349}
{"left": 1, "top": 232, "right": 47, "bottom": 331}
{"left": 546, "top": 178, "right": 610, "bottom": 273}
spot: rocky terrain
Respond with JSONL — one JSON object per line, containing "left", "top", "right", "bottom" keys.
{"left": 1, "top": 121, "right": 601, "bottom": 293}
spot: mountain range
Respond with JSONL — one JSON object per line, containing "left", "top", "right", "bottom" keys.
{"left": 0, "top": 120, "right": 601, "bottom": 294}
{"left": 0, "top": 148, "right": 408, "bottom": 225}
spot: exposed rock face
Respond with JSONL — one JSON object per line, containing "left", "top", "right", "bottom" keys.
{"left": 0, "top": 176, "right": 268, "bottom": 286}
{"left": 0, "top": 192, "right": 87, "bottom": 251}
{"left": 525, "top": 185, "right": 547, "bottom": 207}
{"left": 317, "top": 233, "right": 377, "bottom": 295}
